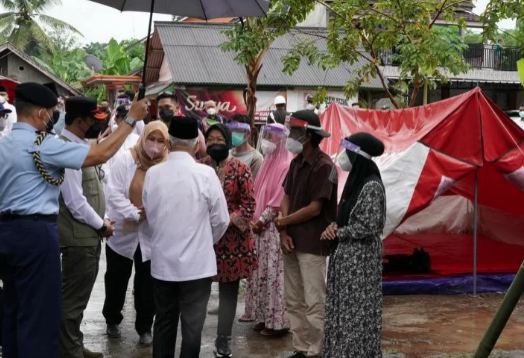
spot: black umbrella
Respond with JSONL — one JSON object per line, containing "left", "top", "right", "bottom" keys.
{"left": 87, "top": 0, "right": 270, "bottom": 98}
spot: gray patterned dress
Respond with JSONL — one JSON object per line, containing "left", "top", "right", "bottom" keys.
{"left": 323, "top": 181, "right": 386, "bottom": 358}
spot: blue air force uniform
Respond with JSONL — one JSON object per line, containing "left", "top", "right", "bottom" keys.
{"left": 0, "top": 83, "right": 90, "bottom": 358}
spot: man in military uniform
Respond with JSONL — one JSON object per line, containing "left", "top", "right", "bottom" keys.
{"left": 58, "top": 97, "right": 115, "bottom": 358}
{"left": 0, "top": 83, "right": 149, "bottom": 358}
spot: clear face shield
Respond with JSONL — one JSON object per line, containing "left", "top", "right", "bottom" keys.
{"left": 329, "top": 139, "right": 372, "bottom": 183}
{"left": 256, "top": 124, "right": 289, "bottom": 156}
{"left": 285, "top": 117, "right": 308, "bottom": 141}
{"left": 227, "top": 122, "right": 251, "bottom": 149}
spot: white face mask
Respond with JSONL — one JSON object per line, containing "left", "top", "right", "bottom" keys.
{"left": 260, "top": 139, "right": 276, "bottom": 154}
{"left": 0, "top": 96, "right": 6, "bottom": 104}
{"left": 207, "top": 107, "right": 217, "bottom": 116}
{"left": 337, "top": 152, "right": 353, "bottom": 172}
{"left": 286, "top": 138, "right": 303, "bottom": 154}
{"left": 111, "top": 122, "right": 119, "bottom": 132}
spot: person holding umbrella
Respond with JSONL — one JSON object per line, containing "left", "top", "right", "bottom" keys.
{"left": 0, "top": 83, "right": 149, "bottom": 358}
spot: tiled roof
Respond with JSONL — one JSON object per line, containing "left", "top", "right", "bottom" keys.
{"left": 152, "top": 22, "right": 383, "bottom": 89}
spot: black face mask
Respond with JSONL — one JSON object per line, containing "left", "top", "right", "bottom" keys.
{"left": 159, "top": 108, "right": 174, "bottom": 122}
{"left": 207, "top": 144, "right": 230, "bottom": 163}
{"left": 101, "top": 106, "right": 108, "bottom": 111}
{"left": 52, "top": 110, "right": 60, "bottom": 124}
{"left": 85, "top": 121, "right": 104, "bottom": 139}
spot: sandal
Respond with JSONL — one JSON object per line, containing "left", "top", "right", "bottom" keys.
{"left": 238, "top": 315, "right": 255, "bottom": 323}
{"left": 252, "top": 322, "right": 266, "bottom": 331}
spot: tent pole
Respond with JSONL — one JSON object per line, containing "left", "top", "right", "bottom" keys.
{"left": 473, "top": 169, "right": 478, "bottom": 296}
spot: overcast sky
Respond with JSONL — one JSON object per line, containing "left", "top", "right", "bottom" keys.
{"left": 1, "top": 0, "right": 517, "bottom": 44}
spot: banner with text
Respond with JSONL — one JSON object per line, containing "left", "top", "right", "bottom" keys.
{"left": 174, "top": 88, "right": 286, "bottom": 124}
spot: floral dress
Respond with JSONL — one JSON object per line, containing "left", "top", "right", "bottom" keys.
{"left": 323, "top": 181, "right": 386, "bottom": 358}
{"left": 247, "top": 207, "right": 290, "bottom": 330}
{"left": 201, "top": 156, "right": 258, "bottom": 282}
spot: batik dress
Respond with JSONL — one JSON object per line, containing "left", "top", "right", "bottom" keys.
{"left": 250, "top": 207, "right": 289, "bottom": 330}
{"left": 201, "top": 156, "right": 258, "bottom": 282}
{"left": 323, "top": 180, "right": 386, "bottom": 358}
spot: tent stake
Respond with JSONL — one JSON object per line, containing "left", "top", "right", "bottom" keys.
{"left": 473, "top": 169, "right": 478, "bottom": 296}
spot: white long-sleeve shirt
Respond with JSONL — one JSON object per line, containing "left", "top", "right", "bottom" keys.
{"left": 60, "top": 129, "right": 104, "bottom": 230}
{"left": 106, "top": 150, "right": 152, "bottom": 260}
{"left": 142, "top": 151, "right": 229, "bottom": 282}
{"left": 101, "top": 132, "right": 140, "bottom": 186}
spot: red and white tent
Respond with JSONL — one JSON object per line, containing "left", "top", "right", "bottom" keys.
{"left": 320, "top": 88, "right": 524, "bottom": 286}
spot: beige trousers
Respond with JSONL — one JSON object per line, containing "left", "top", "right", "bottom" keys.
{"left": 283, "top": 251, "right": 327, "bottom": 357}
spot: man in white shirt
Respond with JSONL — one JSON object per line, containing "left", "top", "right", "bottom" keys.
{"left": 0, "top": 85, "right": 17, "bottom": 136}
{"left": 100, "top": 104, "right": 140, "bottom": 187}
{"left": 0, "top": 102, "right": 12, "bottom": 139}
{"left": 58, "top": 97, "right": 116, "bottom": 358}
{"left": 143, "top": 116, "right": 229, "bottom": 358}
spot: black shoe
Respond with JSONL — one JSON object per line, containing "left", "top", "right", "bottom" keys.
{"left": 214, "top": 335, "right": 232, "bottom": 357}
{"left": 106, "top": 324, "right": 121, "bottom": 338}
{"left": 286, "top": 352, "right": 307, "bottom": 358}
{"left": 82, "top": 348, "right": 104, "bottom": 358}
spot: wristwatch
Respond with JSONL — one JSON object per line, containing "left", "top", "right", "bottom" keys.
{"left": 124, "top": 116, "right": 137, "bottom": 128}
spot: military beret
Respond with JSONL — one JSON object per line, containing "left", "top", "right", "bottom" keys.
{"left": 43, "top": 82, "right": 59, "bottom": 97}
{"left": 66, "top": 97, "right": 107, "bottom": 121}
{"left": 15, "top": 82, "right": 58, "bottom": 108}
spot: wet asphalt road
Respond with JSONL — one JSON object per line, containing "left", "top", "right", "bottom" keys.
{"left": 79, "top": 245, "right": 524, "bottom": 358}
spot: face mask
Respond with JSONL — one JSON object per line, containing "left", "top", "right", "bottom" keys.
{"left": 111, "top": 122, "right": 119, "bottom": 132}
{"left": 159, "top": 108, "right": 174, "bottom": 122}
{"left": 0, "top": 96, "right": 6, "bottom": 104}
{"left": 286, "top": 138, "right": 304, "bottom": 154}
{"left": 260, "top": 139, "right": 276, "bottom": 154}
{"left": 207, "top": 144, "right": 229, "bottom": 163}
{"left": 338, "top": 152, "right": 353, "bottom": 172}
{"left": 84, "top": 121, "right": 103, "bottom": 139}
{"left": 101, "top": 106, "right": 108, "bottom": 111}
{"left": 52, "top": 110, "right": 60, "bottom": 124}
{"left": 40, "top": 109, "right": 54, "bottom": 133}
{"left": 231, "top": 132, "right": 245, "bottom": 147}
{"left": 207, "top": 107, "right": 217, "bottom": 116}
{"left": 519, "top": 111, "right": 524, "bottom": 118}
{"left": 144, "top": 141, "right": 165, "bottom": 159}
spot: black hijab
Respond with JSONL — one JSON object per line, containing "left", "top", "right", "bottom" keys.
{"left": 336, "top": 132, "right": 385, "bottom": 227}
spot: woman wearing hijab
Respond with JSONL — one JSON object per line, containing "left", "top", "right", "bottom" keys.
{"left": 200, "top": 123, "right": 258, "bottom": 358}
{"left": 243, "top": 123, "right": 293, "bottom": 336}
{"left": 103, "top": 121, "right": 169, "bottom": 346}
{"left": 321, "top": 132, "right": 386, "bottom": 358}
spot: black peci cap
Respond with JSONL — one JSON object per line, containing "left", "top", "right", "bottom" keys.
{"left": 168, "top": 116, "right": 198, "bottom": 140}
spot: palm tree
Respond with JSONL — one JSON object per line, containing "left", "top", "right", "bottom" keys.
{"left": 0, "top": 0, "right": 82, "bottom": 55}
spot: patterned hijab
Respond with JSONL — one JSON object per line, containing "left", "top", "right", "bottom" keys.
{"left": 129, "top": 121, "right": 169, "bottom": 207}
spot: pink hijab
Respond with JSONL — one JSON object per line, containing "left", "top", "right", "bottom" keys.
{"left": 254, "top": 123, "right": 294, "bottom": 221}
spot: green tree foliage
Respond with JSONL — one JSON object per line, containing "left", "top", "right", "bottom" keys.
{"left": 37, "top": 35, "right": 145, "bottom": 101}
{"left": 481, "top": 1, "right": 524, "bottom": 41}
{"left": 282, "top": 0, "right": 471, "bottom": 108}
{"left": 220, "top": 0, "right": 315, "bottom": 126}
{"left": 0, "top": 0, "right": 81, "bottom": 55}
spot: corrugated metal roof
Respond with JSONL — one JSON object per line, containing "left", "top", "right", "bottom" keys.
{"left": 153, "top": 22, "right": 383, "bottom": 89}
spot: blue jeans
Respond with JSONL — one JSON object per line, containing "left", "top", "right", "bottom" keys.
{"left": 0, "top": 219, "right": 61, "bottom": 358}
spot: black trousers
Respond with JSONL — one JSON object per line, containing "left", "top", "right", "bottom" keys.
{"left": 0, "top": 286, "right": 3, "bottom": 346}
{"left": 217, "top": 280, "right": 240, "bottom": 337}
{"left": 102, "top": 244, "right": 155, "bottom": 335}
{"left": 153, "top": 277, "right": 211, "bottom": 358}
